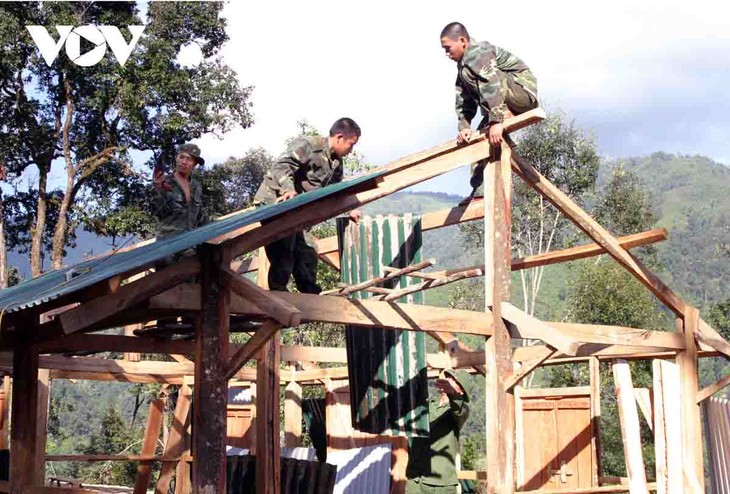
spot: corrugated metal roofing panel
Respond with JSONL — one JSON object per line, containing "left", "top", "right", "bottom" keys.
{"left": 327, "top": 443, "right": 392, "bottom": 494}
{"left": 339, "top": 214, "right": 429, "bottom": 438}
{"left": 226, "top": 455, "right": 338, "bottom": 494}
{"left": 0, "top": 170, "right": 385, "bottom": 315}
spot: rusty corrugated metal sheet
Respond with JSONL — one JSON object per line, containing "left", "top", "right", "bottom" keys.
{"left": 338, "top": 214, "right": 429, "bottom": 437}
{"left": 703, "top": 396, "right": 730, "bottom": 494}
{"left": 226, "top": 455, "right": 337, "bottom": 494}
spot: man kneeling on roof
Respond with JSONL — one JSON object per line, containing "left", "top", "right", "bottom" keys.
{"left": 253, "top": 117, "right": 362, "bottom": 294}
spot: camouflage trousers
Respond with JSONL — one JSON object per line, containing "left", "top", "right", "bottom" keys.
{"left": 265, "top": 230, "right": 321, "bottom": 294}
{"left": 470, "top": 76, "right": 539, "bottom": 197}
{"left": 406, "top": 479, "right": 458, "bottom": 494}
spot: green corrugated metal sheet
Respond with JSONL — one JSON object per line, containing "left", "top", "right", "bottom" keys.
{"left": 226, "top": 455, "right": 337, "bottom": 494}
{"left": 0, "top": 171, "right": 385, "bottom": 316}
{"left": 338, "top": 214, "right": 429, "bottom": 438}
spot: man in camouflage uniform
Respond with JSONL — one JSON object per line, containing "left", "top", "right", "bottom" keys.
{"left": 153, "top": 142, "right": 209, "bottom": 253}
{"left": 406, "top": 369, "right": 471, "bottom": 494}
{"left": 253, "top": 117, "right": 362, "bottom": 294}
{"left": 440, "top": 22, "right": 539, "bottom": 195}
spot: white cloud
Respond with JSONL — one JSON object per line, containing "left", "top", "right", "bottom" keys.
{"left": 193, "top": 0, "right": 730, "bottom": 188}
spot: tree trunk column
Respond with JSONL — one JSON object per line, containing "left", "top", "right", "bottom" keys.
{"left": 193, "top": 245, "right": 230, "bottom": 493}
{"left": 484, "top": 143, "right": 516, "bottom": 494}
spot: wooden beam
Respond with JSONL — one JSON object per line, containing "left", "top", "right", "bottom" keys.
{"left": 155, "top": 380, "right": 192, "bottom": 494}
{"left": 280, "top": 345, "right": 347, "bottom": 363}
{"left": 677, "top": 308, "right": 705, "bottom": 492}
{"left": 501, "top": 302, "right": 581, "bottom": 356}
{"left": 46, "top": 454, "right": 184, "bottom": 462}
{"left": 612, "top": 360, "right": 649, "bottom": 493}
{"left": 696, "top": 372, "right": 730, "bottom": 403}
{"left": 224, "top": 320, "right": 281, "bottom": 381}
{"left": 425, "top": 228, "right": 669, "bottom": 279}
{"left": 221, "top": 268, "right": 301, "bottom": 327}
{"left": 550, "top": 322, "right": 685, "bottom": 350}
{"left": 134, "top": 388, "right": 167, "bottom": 494}
{"left": 511, "top": 228, "right": 668, "bottom": 271}
{"left": 10, "top": 331, "right": 40, "bottom": 494}
{"left": 58, "top": 257, "right": 200, "bottom": 334}
{"left": 504, "top": 347, "right": 555, "bottom": 390}
{"left": 39, "top": 334, "right": 195, "bottom": 355}
{"left": 284, "top": 380, "right": 302, "bottom": 447}
{"left": 150, "top": 284, "right": 492, "bottom": 336}
{"left": 510, "top": 149, "right": 687, "bottom": 317}
{"left": 192, "top": 245, "right": 229, "bottom": 493}
{"left": 256, "top": 332, "right": 281, "bottom": 494}
{"left": 695, "top": 319, "right": 730, "bottom": 359}
{"left": 484, "top": 142, "right": 515, "bottom": 494}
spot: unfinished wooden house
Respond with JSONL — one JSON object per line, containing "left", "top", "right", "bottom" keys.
{"left": 0, "top": 109, "right": 727, "bottom": 494}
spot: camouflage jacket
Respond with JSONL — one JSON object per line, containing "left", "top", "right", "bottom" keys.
{"left": 153, "top": 174, "right": 209, "bottom": 239}
{"left": 253, "top": 135, "right": 344, "bottom": 205}
{"left": 455, "top": 39, "right": 537, "bottom": 129}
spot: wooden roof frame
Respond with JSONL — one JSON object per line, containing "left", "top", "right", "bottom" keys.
{"left": 1, "top": 107, "right": 728, "bottom": 494}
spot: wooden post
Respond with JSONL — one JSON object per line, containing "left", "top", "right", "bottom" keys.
{"left": 284, "top": 380, "right": 302, "bottom": 447}
{"left": 256, "top": 333, "right": 281, "bottom": 494}
{"left": 255, "top": 247, "right": 280, "bottom": 494}
{"left": 677, "top": 308, "right": 705, "bottom": 492}
{"left": 174, "top": 378, "right": 193, "bottom": 494}
{"left": 612, "top": 360, "right": 648, "bottom": 493}
{"left": 653, "top": 358, "right": 683, "bottom": 494}
{"left": 484, "top": 142, "right": 515, "bottom": 493}
{"left": 33, "top": 369, "right": 50, "bottom": 486}
{"left": 9, "top": 330, "right": 40, "bottom": 494}
{"left": 156, "top": 379, "right": 193, "bottom": 494}
{"left": 589, "top": 357, "right": 601, "bottom": 487}
{"left": 134, "top": 387, "right": 168, "bottom": 494}
{"left": 193, "top": 244, "right": 230, "bottom": 493}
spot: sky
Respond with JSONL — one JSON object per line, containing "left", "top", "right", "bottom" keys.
{"left": 183, "top": 0, "right": 730, "bottom": 196}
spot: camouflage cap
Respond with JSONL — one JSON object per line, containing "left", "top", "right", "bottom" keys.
{"left": 439, "top": 368, "right": 469, "bottom": 396}
{"left": 177, "top": 143, "right": 205, "bottom": 165}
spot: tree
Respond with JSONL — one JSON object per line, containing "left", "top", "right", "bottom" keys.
{"left": 79, "top": 406, "right": 140, "bottom": 485}
{"left": 459, "top": 111, "right": 600, "bottom": 316}
{"left": 0, "top": 2, "right": 253, "bottom": 276}
{"left": 200, "top": 147, "right": 273, "bottom": 217}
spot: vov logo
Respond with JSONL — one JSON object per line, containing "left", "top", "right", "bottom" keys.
{"left": 26, "top": 25, "right": 145, "bottom": 67}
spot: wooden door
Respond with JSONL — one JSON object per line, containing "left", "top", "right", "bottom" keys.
{"left": 517, "top": 387, "right": 595, "bottom": 490}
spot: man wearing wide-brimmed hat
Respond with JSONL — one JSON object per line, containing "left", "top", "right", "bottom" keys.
{"left": 153, "top": 142, "right": 209, "bottom": 239}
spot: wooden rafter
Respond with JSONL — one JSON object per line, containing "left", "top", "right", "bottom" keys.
{"left": 224, "top": 320, "right": 281, "bottom": 381}
{"left": 501, "top": 302, "right": 581, "bottom": 356}
{"left": 57, "top": 257, "right": 200, "bottom": 335}
{"left": 221, "top": 268, "right": 301, "bottom": 327}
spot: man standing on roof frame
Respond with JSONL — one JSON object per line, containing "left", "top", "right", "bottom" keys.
{"left": 440, "top": 22, "right": 539, "bottom": 197}
{"left": 253, "top": 117, "right": 362, "bottom": 294}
